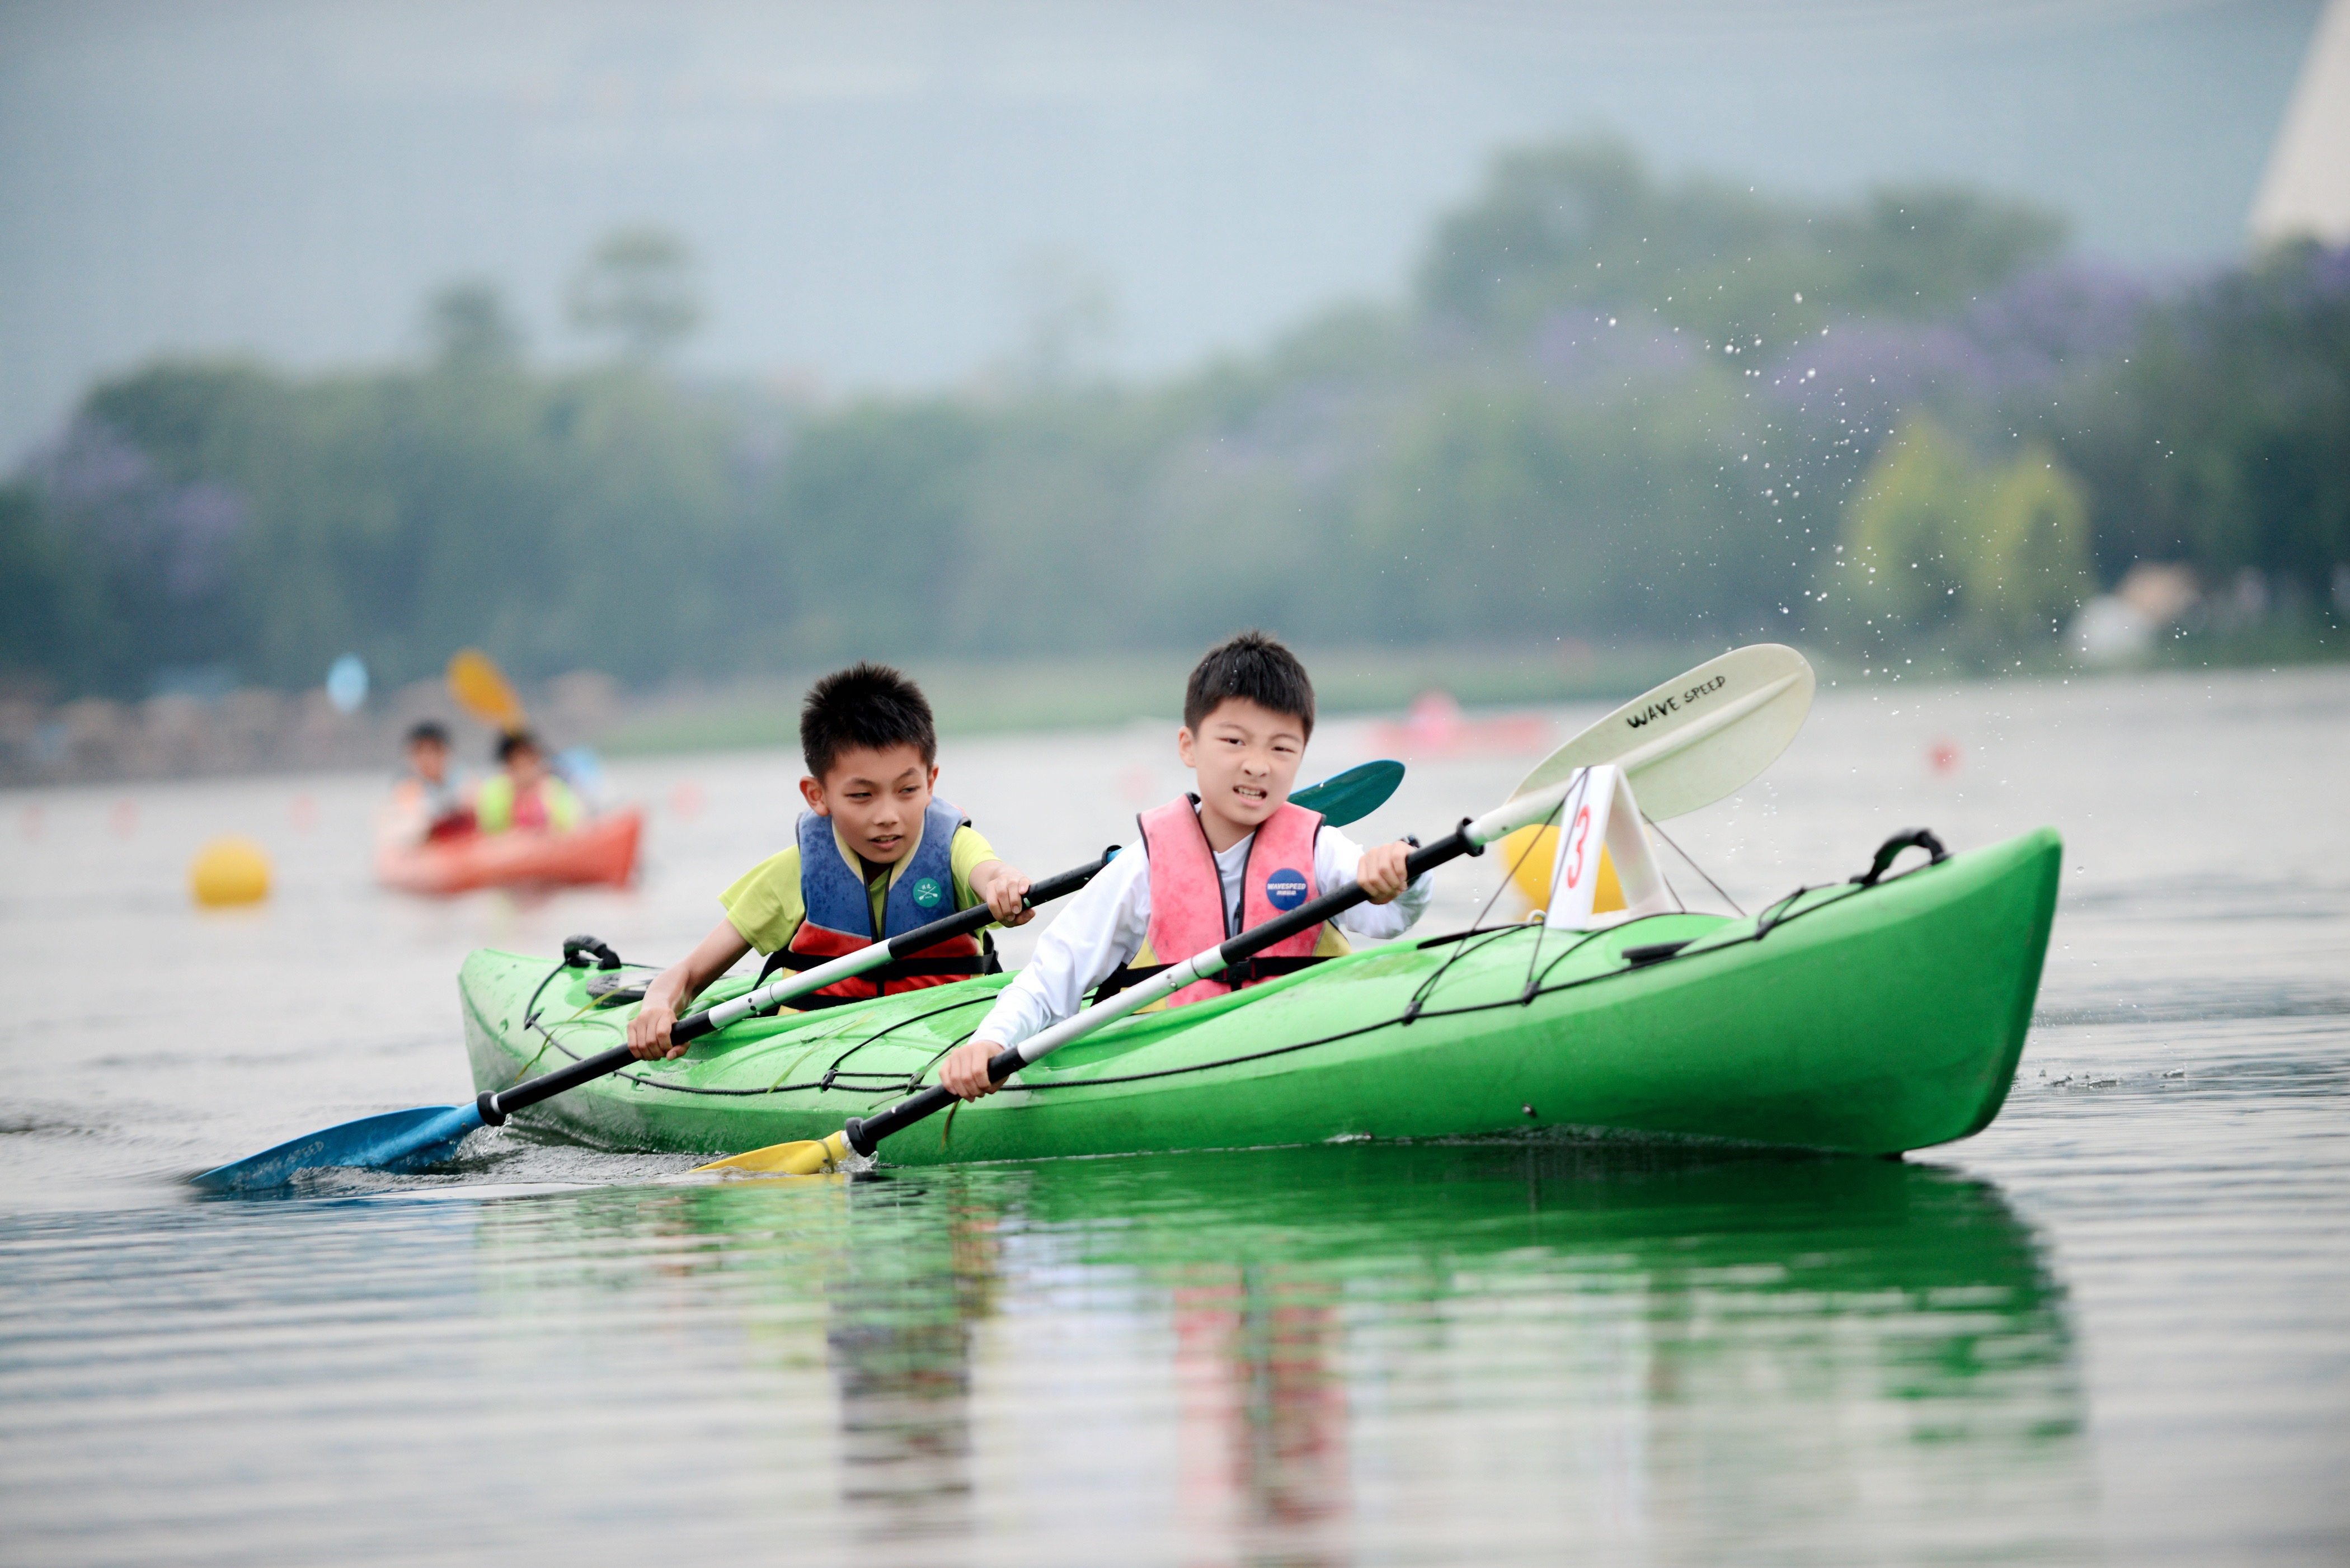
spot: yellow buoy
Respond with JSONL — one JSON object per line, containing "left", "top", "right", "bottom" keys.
{"left": 1491, "top": 824, "right": 1624, "bottom": 916}
{"left": 190, "top": 837, "right": 272, "bottom": 907}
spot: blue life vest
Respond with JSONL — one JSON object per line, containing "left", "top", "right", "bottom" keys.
{"left": 771, "top": 797, "right": 986, "bottom": 1002}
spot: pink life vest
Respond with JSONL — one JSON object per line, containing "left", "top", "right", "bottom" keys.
{"left": 1137, "top": 794, "right": 1324, "bottom": 1009}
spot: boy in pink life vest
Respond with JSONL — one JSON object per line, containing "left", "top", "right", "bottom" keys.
{"left": 940, "top": 630, "right": 1428, "bottom": 1100}
{"left": 626, "top": 663, "right": 1035, "bottom": 1060}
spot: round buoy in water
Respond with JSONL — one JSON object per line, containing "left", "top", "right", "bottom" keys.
{"left": 1492, "top": 822, "right": 1625, "bottom": 916}
{"left": 1497, "top": 823, "right": 1562, "bottom": 906}
{"left": 191, "top": 837, "right": 271, "bottom": 907}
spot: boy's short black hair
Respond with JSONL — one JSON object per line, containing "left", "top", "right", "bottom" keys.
{"left": 406, "top": 720, "right": 450, "bottom": 748}
{"left": 495, "top": 729, "right": 540, "bottom": 764}
{"left": 801, "top": 662, "right": 938, "bottom": 781}
{"left": 1183, "top": 630, "right": 1315, "bottom": 740}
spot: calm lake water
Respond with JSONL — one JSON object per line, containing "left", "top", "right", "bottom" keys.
{"left": 2, "top": 666, "right": 2344, "bottom": 1566}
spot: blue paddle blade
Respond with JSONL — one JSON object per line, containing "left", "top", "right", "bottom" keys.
{"left": 192, "top": 1101, "right": 486, "bottom": 1193}
{"left": 1291, "top": 759, "right": 1404, "bottom": 826}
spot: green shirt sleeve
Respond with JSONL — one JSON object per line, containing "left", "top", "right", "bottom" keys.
{"left": 718, "top": 846, "right": 806, "bottom": 954}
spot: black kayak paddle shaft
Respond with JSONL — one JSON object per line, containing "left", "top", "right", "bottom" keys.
{"left": 473, "top": 849, "right": 1120, "bottom": 1127}
{"left": 842, "top": 823, "right": 1483, "bottom": 1156}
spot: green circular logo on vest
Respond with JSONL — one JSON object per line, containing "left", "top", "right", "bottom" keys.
{"left": 910, "top": 877, "right": 944, "bottom": 910}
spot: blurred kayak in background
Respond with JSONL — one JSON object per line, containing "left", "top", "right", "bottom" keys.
{"left": 1367, "top": 691, "right": 1551, "bottom": 758}
{"left": 375, "top": 808, "right": 642, "bottom": 896}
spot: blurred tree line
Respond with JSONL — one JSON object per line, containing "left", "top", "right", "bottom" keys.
{"left": 3, "top": 140, "right": 2343, "bottom": 701}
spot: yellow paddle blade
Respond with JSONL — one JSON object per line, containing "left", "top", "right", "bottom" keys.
{"left": 446, "top": 648, "right": 527, "bottom": 733}
{"left": 694, "top": 1131, "right": 850, "bottom": 1176}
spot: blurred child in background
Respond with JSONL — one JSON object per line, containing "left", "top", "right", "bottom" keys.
{"left": 474, "top": 730, "right": 584, "bottom": 835}
{"left": 383, "top": 721, "right": 474, "bottom": 844}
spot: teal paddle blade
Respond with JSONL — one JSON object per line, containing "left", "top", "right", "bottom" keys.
{"left": 192, "top": 1101, "right": 485, "bottom": 1193}
{"left": 1292, "top": 759, "right": 1404, "bottom": 826}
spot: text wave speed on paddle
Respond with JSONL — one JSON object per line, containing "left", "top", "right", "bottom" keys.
{"left": 1512, "top": 644, "right": 1814, "bottom": 821}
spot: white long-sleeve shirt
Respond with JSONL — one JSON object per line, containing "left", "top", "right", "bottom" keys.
{"left": 974, "top": 811, "right": 1433, "bottom": 1052}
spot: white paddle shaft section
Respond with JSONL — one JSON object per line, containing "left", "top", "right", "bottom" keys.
{"left": 699, "top": 944, "right": 900, "bottom": 1032}
{"left": 1008, "top": 956, "right": 1209, "bottom": 1063}
{"left": 1012, "top": 776, "right": 1580, "bottom": 1068}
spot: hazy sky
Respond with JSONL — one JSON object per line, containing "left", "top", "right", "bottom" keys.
{"left": 0, "top": 0, "right": 2323, "bottom": 462}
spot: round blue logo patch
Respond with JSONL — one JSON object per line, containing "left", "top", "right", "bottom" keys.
{"left": 910, "top": 876, "right": 945, "bottom": 910}
{"left": 1263, "top": 869, "right": 1309, "bottom": 911}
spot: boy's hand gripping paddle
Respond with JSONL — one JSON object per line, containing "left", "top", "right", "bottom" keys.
{"left": 190, "top": 761, "right": 1404, "bottom": 1193}
{"left": 697, "top": 648, "right": 1814, "bottom": 1177}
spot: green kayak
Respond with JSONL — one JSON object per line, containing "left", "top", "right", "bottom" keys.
{"left": 459, "top": 826, "right": 2060, "bottom": 1162}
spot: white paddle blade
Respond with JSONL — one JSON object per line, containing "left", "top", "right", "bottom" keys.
{"left": 1510, "top": 644, "right": 1815, "bottom": 820}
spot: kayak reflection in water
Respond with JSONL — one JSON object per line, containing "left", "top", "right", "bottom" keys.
{"left": 474, "top": 729, "right": 584, "bottom": 836}
{"left": 382, "top": 720, "right": 475, "bottom": 845}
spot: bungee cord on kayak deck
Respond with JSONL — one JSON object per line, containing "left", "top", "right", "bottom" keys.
{"left": 505, "top": 967, "right": 1001, "bottom": 1101}
{"left": 490, "top": 831, "right": 1943, "bottom": 1114}
{"left": 1643, "top": 814, "right": 1745, "bottom": 917}
{"left": 972, "top": 847, "right": 1940, "bottom": 1098}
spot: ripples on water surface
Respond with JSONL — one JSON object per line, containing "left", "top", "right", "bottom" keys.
{"left": 2, "top": 668, "right": 2344, "bottom": 1565}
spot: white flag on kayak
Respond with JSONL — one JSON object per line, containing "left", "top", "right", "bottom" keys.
{"left": 1543, "top": 765, "right": 1673, "bottom": 930}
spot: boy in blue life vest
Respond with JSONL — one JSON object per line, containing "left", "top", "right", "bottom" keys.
{"left": 627, "top": 663, "right": 1033, "bottom": 1059}
{"left": 939, "top": 630, "right": 1429, "bottom": 1100}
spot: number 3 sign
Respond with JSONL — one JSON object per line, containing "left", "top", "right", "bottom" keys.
{"left": 1543, "top": 765, "right": 1673, "bottom": 930}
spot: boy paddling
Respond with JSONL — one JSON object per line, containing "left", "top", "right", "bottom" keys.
{"left": 628, "top": 663, "right": 1033, "bottom": 1060}
{"left": 941, "top": 631, "right": 1429, "bottom": 1100}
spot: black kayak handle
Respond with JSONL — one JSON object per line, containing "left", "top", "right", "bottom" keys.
{"left": 562, "top": 935, "right": 623, "bottom": 971}
{"left": 1852, "top": 828, "right": 1948, "bottom": 887}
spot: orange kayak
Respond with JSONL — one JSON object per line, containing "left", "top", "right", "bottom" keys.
{"left": 1367, "top": 691, "right": 1551, "bottom": 759}
{"left": 375, "top": 809, "right": 642, "bottom": 896}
